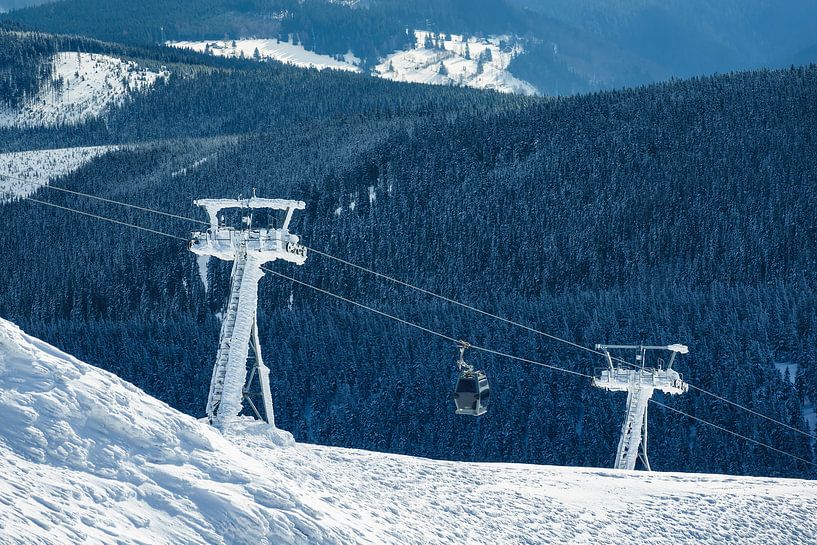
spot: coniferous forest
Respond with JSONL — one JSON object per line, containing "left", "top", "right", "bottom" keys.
{"left": 7, "top": 0, "right": 817, "bottom": 93}
{"left": 0, "top": 26, "right": 816, "bottom": 479}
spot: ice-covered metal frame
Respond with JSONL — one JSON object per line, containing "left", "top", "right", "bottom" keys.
{"left": 189, "top": 197, "right": 307, "bottom": 428}
{"left": 592, "top": 344, "right": 689, "bottom": 471}
{"left": 593, "top": 344, "right": 688, "bottom": 395}
{"left": 189, "top": 198, "right": 307, "bottom": 264}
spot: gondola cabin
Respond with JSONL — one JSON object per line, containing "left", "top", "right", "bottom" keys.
{"left": 453, "top": 369, "right": 490, "bottom": 416}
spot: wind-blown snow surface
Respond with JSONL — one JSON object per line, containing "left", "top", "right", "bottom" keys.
{"left": 0, "top": 52, "right": 167, "bottom": 128}
{"left": 0, "top": 318, "right": 361, "bottom": 545}
{"left": 0, "top": 145, "right": 118, "bottom": 202}
{"left": 375, "top": 31, "right": 537, "bottom": 95}
{"left": 167, "top": 39, "right": 362, "bottom": 72}
{"left": 1, "top": 317, "right": 816, "bottom": 545}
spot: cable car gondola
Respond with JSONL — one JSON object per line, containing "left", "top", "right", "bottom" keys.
{"left": 453, "top": 341, "right": 490, "bottom": 416}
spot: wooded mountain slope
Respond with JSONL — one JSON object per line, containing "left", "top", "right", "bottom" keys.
{"left": 0, "top": 36, "right": 815, "bottom": 477}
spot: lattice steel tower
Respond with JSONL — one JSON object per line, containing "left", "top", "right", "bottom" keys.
{"left": 189, "top": 196, "right": 307, "bottom": 427}
{"left": 592, "top": 344, "right": 689, "bottom": 471}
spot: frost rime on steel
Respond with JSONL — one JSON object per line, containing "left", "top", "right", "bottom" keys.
{"left": 189, "top": 196, "right": 307, "bottom": 427}
{"left": 592, "top": 344, "right": 689, "bottom": 471}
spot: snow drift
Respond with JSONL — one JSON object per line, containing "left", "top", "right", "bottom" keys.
{"left": 0, "top": 317, "right": 815, "bottom": 544}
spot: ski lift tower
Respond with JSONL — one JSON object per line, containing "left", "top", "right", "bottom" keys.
{"left": 592, "top": 344, "right": 689, "bottom": 471}
{"left": 189, "top": 196, "right": 307, "bottom": 428}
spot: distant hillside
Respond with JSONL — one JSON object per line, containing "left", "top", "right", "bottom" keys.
{"left": 0, "top": 0, "right": 50, "bottom": 11}
{"left": 0, "top": 27, "right": 814, "bottom": 480}
{"left": 7, "top": 0, "right": 817, "bottom": 95}
{"left": 788, "top": 42, "right": 817, "bottom": 66}
{"left": 511, "top": 0, "right": 817, "bottom": 68}
{"left": 0, "top": 0, "right": 654, "bottom": 94}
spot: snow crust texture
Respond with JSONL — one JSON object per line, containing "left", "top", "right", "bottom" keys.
{"left": 0, "top": 145, "right": 118, "bottom": 202}
{"left": 0, "top": 52, "right": 167, "bottom": 128}
{"left": 0, "top": 318, "right": 362, "bottom": 545}
{"left": 0, "top": 317, "right": 816, "bottom": 545}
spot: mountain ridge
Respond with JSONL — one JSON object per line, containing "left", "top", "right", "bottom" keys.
{"left": 7, "top": 0, "right": 816, "bottom": 95}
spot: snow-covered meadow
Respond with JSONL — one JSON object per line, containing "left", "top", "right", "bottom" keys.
{"left": 0, "top": 52, "right": 167, "bottom": 128}
{"left": 167, "top": 39, "right": 362, "bottom": 73}
{"left": 0, "top": 317, "right": 815, "bottom": 544}
{"left": 0, "top": 146, "right": 118, "bottom": 202}
{"left": 374, "top": 30, "right": 537, "bottom": 95}
{"left": 168, "top": 31, "right": 538, "bottom": 95}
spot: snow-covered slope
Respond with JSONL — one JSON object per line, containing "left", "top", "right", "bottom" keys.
{"left": 0, "top": 146, "right": 119, "bottom": 202}
{"left": 375, "top": 31, "right": 537, "bottom": 95}
{"left": 0, "top": 52, "right": 167, "bottom": 128}
{"left": 0, "top": 318, "right": 363, "bottom": 545}
{"left": 1, "top": 317, "right": 815, "bottom": 545}
{"left": 167, "top": 39, "right": 362, "bottom": 73}
{"left": 168, "top": 32, "right": 537, "bottom": 95}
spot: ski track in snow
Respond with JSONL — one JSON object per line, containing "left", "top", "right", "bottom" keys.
{"left": 0, "top": 146, "right": 119, "bottom": 202}
{"left": 0, "top": 52, "right": 167, "bottom": 128}
{"left": 0, "top": 317, "right": 815, "bottom": 544}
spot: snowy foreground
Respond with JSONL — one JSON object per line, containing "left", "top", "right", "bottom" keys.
{"left": 0, "top": 318, "right": 815, "bottom": 545}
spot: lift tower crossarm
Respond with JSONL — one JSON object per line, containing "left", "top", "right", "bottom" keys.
{"left": 595, "top": 344, "right": 688, "bottom": 352}
{"left": 194, "top": 198, "right": 306, "bottom": 231}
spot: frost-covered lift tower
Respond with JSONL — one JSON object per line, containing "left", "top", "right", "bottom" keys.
{"left": 592, "top": 344, "right": 689, "bottom": 471}
{"left": 189, "top": 196, "right": 307, "bottom": 428}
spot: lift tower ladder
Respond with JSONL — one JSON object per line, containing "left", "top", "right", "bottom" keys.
{"left": 592, "top": 344, "right": 689, "bottom": 471}
{"left": 189, "top": 196, "right": 307, "bottom": 428}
